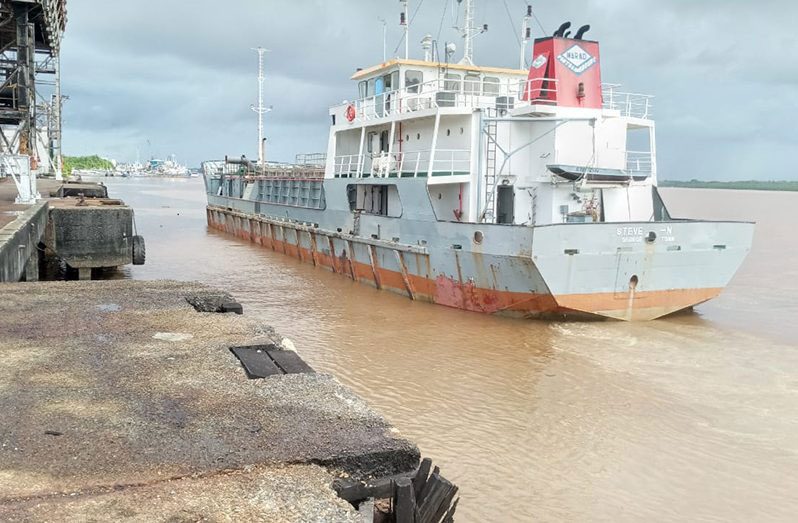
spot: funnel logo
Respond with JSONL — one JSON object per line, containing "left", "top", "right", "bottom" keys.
{"left": 557, "top": 44, "right": 596, "bottom": 75}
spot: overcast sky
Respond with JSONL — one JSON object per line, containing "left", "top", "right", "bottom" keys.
{"left": 61, "top": 0, "right": 797, "bottom": 180}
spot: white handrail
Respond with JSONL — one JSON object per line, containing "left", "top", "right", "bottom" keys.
{"left": 333, "top": 149, "right": 470, "bottom": 179}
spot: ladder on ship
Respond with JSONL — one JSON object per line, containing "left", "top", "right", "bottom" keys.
{"left": 482, "top": 109, "right": 499, "bottom": 223}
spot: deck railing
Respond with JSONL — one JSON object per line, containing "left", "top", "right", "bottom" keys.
{"left": 333, "top": 149, "right": 471, "bottom": 179}
{"left": 602, "top": 84, "right": 655, "bottom": 119}
{"left": 625, "top": 151, "right": 654, "bottom": 174}
{"left": 341, "top": 77, "right": 560, "bottom": 122}
{"left": 336, "top": 77, "right": 654, "bottom": 122}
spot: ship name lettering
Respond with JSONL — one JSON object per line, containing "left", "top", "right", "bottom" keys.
{"left": 617, "top": 226, "right": 644, "bottom": 237}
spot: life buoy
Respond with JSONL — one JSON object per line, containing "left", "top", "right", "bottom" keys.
{"left": 345, "top": 104, "right": 356, "bottom": 122}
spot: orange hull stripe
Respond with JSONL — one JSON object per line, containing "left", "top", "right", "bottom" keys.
{"left": 207, "top": 211, "right": 716, "bottom": 320}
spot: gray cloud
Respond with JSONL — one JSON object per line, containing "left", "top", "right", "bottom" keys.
{"left": 61, "top": 0, "right": 797, "bottom": 180}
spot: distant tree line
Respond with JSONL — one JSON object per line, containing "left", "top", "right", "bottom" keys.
{"left": 63, "top": 155, "right": 114, "bottom": 177}
{"left": 660, "top": 179, "right": 798, "bottom": 192}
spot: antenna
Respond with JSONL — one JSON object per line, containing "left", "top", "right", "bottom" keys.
{"left": 250, "top": 47, "right": 273, "bottom": 169}
{"left": 400, "top": 0, "right": 409, "bottom": 59}
{"left": 520, "top": 5, "right": 532, "bottom": 69}
{"left": 456, "top": 0, "right": 487, "bottom": 65}
{"left": 378, "top": 17, "right": 387, "bottom": 62}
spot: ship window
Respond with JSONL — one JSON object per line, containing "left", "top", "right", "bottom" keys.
{"left": 444, "top": 73, "right": 461, "bottom": 92}
{"left": 347, "top": 184, "right": 402, "bottom": 218}
{"left": 367, "top": 78, "right": 376, "bottom": 98}
{"left": 367, "top": 132, "right": 377, "bottom": 153}
{"left": 406, "top": 70, "right": 423, "bottom": 93}
{"left": 484, "top": 76, "right": 500, "bottom": 95}
{"left": 464, "top": 73, "right": 481, "bottom": 94}
{"left": 391, "top": 71, "right": 400, "bottom": 92}
{"left": 358, "top": 80, "right": 368, "bottom": 99}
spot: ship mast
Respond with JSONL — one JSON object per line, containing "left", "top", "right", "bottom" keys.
{"left": 250, "top": 47, "right": 272, "bottom": 169}
{"left": 400, "top": 0, "right": 410, "bottom": 59}
{"left": 458, "top": 0, "right": 486, "bottom": 66}
{"left": 520, "top": 5, "right": 532, "bottom": 69}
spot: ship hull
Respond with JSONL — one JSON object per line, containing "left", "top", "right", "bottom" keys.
{"left": 206, "top": 195, "right": 754, "bottom": 321}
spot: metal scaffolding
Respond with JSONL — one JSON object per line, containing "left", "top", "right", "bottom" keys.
{"left": 0, "top": 0, "right": 67, "bottom": 178}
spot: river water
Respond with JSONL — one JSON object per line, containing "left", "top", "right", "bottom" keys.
{"left": 100, "top": 177, "right": 798, "bottom": 522}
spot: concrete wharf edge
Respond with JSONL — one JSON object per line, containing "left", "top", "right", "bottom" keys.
{"left": 0, "top": 280, "right": 419, "bottom": 522}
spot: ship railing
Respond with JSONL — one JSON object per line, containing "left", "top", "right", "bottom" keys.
{"left": 333, "top": 149, "right": 470, "bottom": 179}
{"left": 343, "top": 77, "right": 559, "bottom": 122}
{"left": 602, "top": 84, "right": 654, "bottom": 119}
{"left": 626, "top": 150, "right": 654, "bottom": 174}
{"left": 294, "top": 152, "right": 327, "bottom": 167}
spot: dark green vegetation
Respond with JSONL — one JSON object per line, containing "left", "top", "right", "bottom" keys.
{"left": 661, "top": 180, "right": 798, "bottom": 192}
{"left": 63, "top": 156, "right": 114, "bottom": 177}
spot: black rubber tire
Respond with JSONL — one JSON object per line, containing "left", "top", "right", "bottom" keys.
{"left": 132, "top": 235, "right": 146, "bottom": 265}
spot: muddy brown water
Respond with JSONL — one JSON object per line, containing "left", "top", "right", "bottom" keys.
{"left": 98, "top": 177, "right": 798, "bottom": 522}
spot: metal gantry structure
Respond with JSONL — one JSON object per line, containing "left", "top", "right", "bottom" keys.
{"left": 0, "top": 0, "right": 67, "bottom": 182}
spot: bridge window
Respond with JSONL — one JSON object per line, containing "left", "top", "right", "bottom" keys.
{"left": 406, "top": 70, "right": 423, "bottom": 93}
{"left": 358, "top": 80, "right": 368, "bottom": 99}
{"left": 484, "top": 76, "right": 500, "bottom": 95}
{"left": 444, "top": 73, "right": 462, "bottom": 92}
{"left": 464, "top": 74, "right": 481, "bottom": 94}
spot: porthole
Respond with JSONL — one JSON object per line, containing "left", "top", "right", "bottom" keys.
{"left": 629, "top": 275, "right": 639, "bottom": 289}
{"left": 474, "top": 231, "right": 484, "bottom": 244}
{"left": 460, "top": 127, "right": 464, "bottom": 134}
{"left": 417, "top": 133, "right": 421, "bottom": 140}
{"left": 446, "top": 129, "right": 451, "bottom": 136}
{"left": 406, "top": 134, "right": 410, "bottom": 141}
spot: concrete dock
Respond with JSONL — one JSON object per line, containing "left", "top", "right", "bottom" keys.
{"left": 0, "top": 280, "right": 419, "bottom": 521}
{"left": 0, "top": 177, "right": 144, "bottom": 282}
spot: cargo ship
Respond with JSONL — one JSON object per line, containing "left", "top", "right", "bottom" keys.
{"left": 204, "top": 2, "right": 754, "bottom": 321}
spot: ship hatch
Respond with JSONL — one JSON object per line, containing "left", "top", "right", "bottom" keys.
{"left": 496, "top": 185, "right": 515, "bottom": 224}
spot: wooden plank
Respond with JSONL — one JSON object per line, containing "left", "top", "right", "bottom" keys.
{"left": 441, "top": 497, "right": 459, "bottom": 523}
{"left": 347, "top": 240, "right": 358, "bottom": 280}
{"left": 308, "top": 231, "right": 318, "bottom": 266}
{"left": 328, "top": 237, "right": 339, "bottom": 274}
{"left": 394, "top": 477, "right": 415, "bottom": 523}
{"left": 368, "top": 245, "right": 382, "bottom": 289}
{"left": 229, "top": 346, "right": 283, "bottom": 379}
{"left": 333, "top": 472, "right": 414, "bottom": 503}
{"left": 394, "top": 250, "right": 416, "bottom": 300}
{"left": 296, "top": 228, "right": 305, "bottom": 263}
{"left": 429, "top": 482, "right": 458, "bottom": 523}
{"left": 417, "top": 466, "right": 440, "bottom": 506}
{"left": 266, "top": 349, "right": 315, "bottom": 375}
{"left": 413, "top": 458, "right": 432, "bottom": 501}
{"left": 417, "top": 473, "right": 452, "bottom": 523}
{"left": 267, "top": 222, "right": 276, "bottom": 251}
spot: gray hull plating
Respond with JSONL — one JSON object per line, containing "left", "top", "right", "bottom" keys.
{"left": 206, "top": 175, "right": 754, "bottom": 321}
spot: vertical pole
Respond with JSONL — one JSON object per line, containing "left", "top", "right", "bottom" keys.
{"left": 356, "top": 126, "right": 366, "bottom": 177}
{"left": 54, "top": 55, "right": 63, "bottom": 181}
{"left": 462, "top": 0, "right": 475, "bottom": 65}
{"left": 427, "top": 112, "right": 441, "bottom": 178}
{"left": 256, "top": 48, "right": 264, "bottom": 167}
{"left": 387, "top": 120, "right": 396, "bottom": 176}
{"left": 251, "top": 48, "right": 272, "bottom": 171}
{"left": 520, "top": 7, "right": 531, "bottom": 70}
{"left": 401, "top": 0, "right": 410, "bottom": 60}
